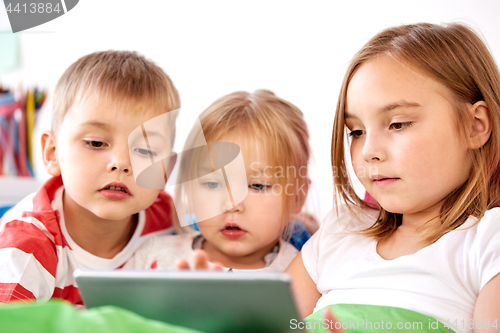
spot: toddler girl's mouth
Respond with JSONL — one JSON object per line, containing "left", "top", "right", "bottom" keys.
{"left": 221, "top": 224, "right": 247, "bottom": 239}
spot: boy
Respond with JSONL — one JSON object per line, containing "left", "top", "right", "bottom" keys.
{"left": 0, "top": 51, "right": 179, "bottom": 305}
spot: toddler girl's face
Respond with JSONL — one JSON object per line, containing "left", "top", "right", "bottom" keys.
{"left": 345, "top": 55, "right": 471, "bottom": 222}
{"left": 194, "top": 135, "right": 284, "bottom": 265}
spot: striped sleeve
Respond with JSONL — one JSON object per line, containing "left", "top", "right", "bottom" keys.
{"left": 0, "top": 217, "right": 58, "bottom": 303}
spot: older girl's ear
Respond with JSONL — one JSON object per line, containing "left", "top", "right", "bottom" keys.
{"left": 468, "top": 101, "right": 492, "bottom": 149}
{"left": 41, "top": 131, "right": 61, "bottom": 176}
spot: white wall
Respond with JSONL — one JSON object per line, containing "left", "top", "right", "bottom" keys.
{"left": 1, "top": 0, "right": 499, "bottom": 221}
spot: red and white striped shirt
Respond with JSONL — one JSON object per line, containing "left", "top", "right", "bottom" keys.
{"left": 0, "top": 176, "right": 174, "bottom": 305}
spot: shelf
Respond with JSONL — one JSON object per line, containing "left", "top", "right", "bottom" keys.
{"left": 0, "top": 176, "right": 42, "bottom": 206}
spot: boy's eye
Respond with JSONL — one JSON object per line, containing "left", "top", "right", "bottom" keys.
{"left": 389, "top": 122, "right": 412, "bottom": 131}
{"left": 85, "top": 140, "right": 108, "bottom": 148}
{"left": 250, "top": 183, "right": 267, "bottom": 191}
{"left": 134, "top": 148, "right": 157, "bottom": 156}
{"left": 348, "top": 130, "right": 365, "bottom": 138}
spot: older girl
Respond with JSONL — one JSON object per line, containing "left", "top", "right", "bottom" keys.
{"left": 288, "top": 23, "right": 500, "bottom": 332}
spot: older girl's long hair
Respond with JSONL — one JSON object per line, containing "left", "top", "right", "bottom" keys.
{"left": 332, "top": 23, "right": 500, "bottom": 243}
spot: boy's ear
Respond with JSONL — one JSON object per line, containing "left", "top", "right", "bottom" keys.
{"left": 468, "top": 101, "right": 492, "bottom": 149}
{"left": 41, "top": 131, "right": 61, "bottom": 176}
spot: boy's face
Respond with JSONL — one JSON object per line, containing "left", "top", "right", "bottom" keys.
{"left": 45, "top": 95, "right": 172, "bottom": 223}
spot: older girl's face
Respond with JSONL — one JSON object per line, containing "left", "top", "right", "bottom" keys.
{"left": 345, "top": 55, "right": 471, "bottom": 224}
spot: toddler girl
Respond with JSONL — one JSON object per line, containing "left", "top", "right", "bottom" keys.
{"left": 126, "top": 90, "right": 313, "bottom": 272}
{"left": 287, "top": 22, "right": 500, "bottom": 333}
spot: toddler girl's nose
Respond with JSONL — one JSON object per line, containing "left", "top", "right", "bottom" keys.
{"left": 223, "top": 195, "right": 243, "bottom": 213}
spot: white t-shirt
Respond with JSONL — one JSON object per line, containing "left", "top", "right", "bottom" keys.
{"left": 302, "top": 207, "right": 500, "bottom": 333}
{"left": 125, "top": 232, "right": 298, "bottom": 272}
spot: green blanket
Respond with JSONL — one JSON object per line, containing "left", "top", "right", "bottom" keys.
{"left": 0, "top": 300, "right": 204, "bottom": 333}
{"left": 0, "top": 300, "right": 458, "bottom": 333}
{"left": 303, "top": 304, "right": 455, "bottom": 333}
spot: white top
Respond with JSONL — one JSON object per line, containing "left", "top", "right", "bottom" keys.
{"left": 302, "top": 207, "right": 500, "bottom": 333}
{"left": 125, "top": 232, "right": 298, "bottom": 272}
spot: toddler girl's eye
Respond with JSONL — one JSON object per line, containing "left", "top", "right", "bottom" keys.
{"left": 390, "top": 122, "right": 412, "bottom": 131}
{"left": 134, "top": 148, "right": 157, "bottom": 156}
{"left": 250, "top": 184, "right": 267, "bottom": 191}
{"left": 203, "top": 182, "right": 222, "bottom": 189}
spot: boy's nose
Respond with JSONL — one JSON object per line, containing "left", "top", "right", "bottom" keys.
{"left": 111, "top": 166, "right": 129, "bottom": 172}
{"left": 109, "top": 148, "right": 132, "bottom": 173}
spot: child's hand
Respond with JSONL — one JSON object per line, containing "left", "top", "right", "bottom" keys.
{"left": 324, "top": 308, "right": 346, "bottom": 333}
{"left": 175, "top": 249, "right": 224, "bottom": 271}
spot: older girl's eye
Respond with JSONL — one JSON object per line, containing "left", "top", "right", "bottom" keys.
{"left": 390, "top": 122, "right": 412, "bottom": 131}
{"left": 84, "top": 140, "right": 108, "bottom": 148}
{"left": 348, "top": 130, "right": 365, "bottom": 138}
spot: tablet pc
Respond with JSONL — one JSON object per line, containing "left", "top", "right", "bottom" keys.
{"left": 74, "top": 269, "right": 304, "bottom": 333}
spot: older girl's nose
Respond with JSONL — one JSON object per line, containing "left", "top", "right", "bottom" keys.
{"left": 361, "top": 132, "right": 386, "bottom": 162}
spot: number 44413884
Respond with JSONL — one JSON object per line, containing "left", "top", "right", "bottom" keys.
{"left": 445, "top": 319, "right": 499, "bottom": 330}
{"left": 6, "top": 2, "right": 61, "bottom": 14}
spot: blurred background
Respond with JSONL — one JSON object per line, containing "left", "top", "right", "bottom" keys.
{"left": 1, "top": 0, "right": 499, "bottom": 221}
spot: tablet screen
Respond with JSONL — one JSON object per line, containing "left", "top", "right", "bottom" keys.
{"left": 74, "top": 269, "right": 303, "bottom": 333}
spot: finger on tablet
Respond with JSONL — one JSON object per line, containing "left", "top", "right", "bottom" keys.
{"left": 193, "top": 249, "right": 211, "bottom": 270}
{"left": 209, "top": 262, "right": 224, "bottom": 271}
{"left": 191, "top": 250, "right": 224, "bottom": 271}
{"left": 175, "top": 258, "right": 191, "bottom": 270}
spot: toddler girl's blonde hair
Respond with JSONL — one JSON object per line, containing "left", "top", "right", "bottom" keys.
{"left": 176, "top": 90, "right": 310, "bottom": 235}
{"left": 332, "top": 23, "right": 500, "bottom": 243}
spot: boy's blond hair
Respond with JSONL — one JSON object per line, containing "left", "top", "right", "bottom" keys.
{"left": 52, "top": 50, "right": 180, "bottom": 136}
{"left": 332, "top": 23, "right": 500, "bottom": 243}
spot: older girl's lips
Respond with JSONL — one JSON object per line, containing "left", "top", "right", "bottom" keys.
{"left": 373, "top": 177, "right": 399, "bottom": 188}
